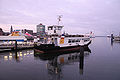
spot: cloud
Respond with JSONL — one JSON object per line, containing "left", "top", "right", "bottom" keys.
{"left": 0, "top": 0, "right": 120, "bottom": 35}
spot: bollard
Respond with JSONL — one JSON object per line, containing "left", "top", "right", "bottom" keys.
{"left": 15, "top": 40, "right": 17, "bottom": 50}
{"left": 79, "top": 46, "right": 84, "bottom": 75}
{"left": 111, "top": 34, "right": 114, "bottom": 42}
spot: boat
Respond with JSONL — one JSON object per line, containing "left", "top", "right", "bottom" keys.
{"left": 113, "top": 36, "right": 120, "bottom": 41}
{"left": 34, "top": 16, "right": 92, "bottom": 54}
{"left": 34, "top": 26, "right": 91, "bottom": 54}
{"left": 111, "top": 33, "right": 120, "bottom": 42}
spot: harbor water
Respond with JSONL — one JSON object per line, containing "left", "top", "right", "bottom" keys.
{"left": 0, "top": 37, "right": 120, "bottom": 80}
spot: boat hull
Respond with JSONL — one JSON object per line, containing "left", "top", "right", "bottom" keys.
{"left": 35, "top": 45, "right": 80, "bottom": 54}
{"left": 34, "top": 40, "right": 91, "bottom": 54}
{"left": 34, "top": 46, "right": 91, "bottom": 60}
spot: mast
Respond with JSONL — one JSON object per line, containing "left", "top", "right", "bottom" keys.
{"left": 57, "top": 15, "right": 63, "bottom": 25}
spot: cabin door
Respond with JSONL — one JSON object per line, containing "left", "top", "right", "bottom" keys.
{"left": 54, "top": 38, "right": 58, "bottom": 46}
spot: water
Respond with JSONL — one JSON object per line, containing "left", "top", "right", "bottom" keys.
{"left": 0, "top": 37, "right": 120, "bottom": 80}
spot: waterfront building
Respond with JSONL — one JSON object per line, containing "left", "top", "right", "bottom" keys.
{"left": 22, "top": 29, "right": 33, "bottom": 35}
{"left": 3, "top": 32, "right": 10, "bottom": 36}
{"left": 9, "top": 29, "right": 34, "bottom": 40}
{"left": 10, "top": 25, "right": 13, "bottom": 33}
{"left": 36, "top": 23, "right": 45, "bottom": 37}
{"left": 33, "top": 33, "right": 37, "bottom": 36}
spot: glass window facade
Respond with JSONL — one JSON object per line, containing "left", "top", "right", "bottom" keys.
{"left": 36, "top": 24, "right": 45, "bottom": 36}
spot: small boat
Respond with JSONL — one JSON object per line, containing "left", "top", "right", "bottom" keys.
{"left": 113, "top": 36, "right": 120, "bottom": 41}
{"left": 111, "top": 33, "right": 120, "bottom": 42}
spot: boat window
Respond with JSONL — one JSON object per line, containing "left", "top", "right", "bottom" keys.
{"left": 58, "top": 27, "right": 62, "bottom": 30}
{"left": 76, "top": 39, "right": 80, "bottom": 42}
{"left": 84, "top": 40, "right": 88, "bottom": 42}
{"left": 48, "top": 27, "right": 53, "bottom": 30}
{"left": 55, "top": 27, "right": 58, "bottom": 30}
{"left": 72, "top": 39, "right": 75, "bottom": 43}
{"left": 68, "top": 39, "right": 72, "bottom": 43}
{"left": 54, "top": 30, "right": 56, "bottom": 33}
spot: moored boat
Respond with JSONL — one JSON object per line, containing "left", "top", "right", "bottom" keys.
{"left": 113, "top": 36, "right": 120, "bottom": 41}
{"left": 34, "top": 16, "right": 92, "bottom": 54}
{"left": 34, "top": 26, "right": 91, "bottom": 54}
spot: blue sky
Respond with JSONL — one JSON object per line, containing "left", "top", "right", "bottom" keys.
{"left": 0, "top": 0, "right": 120, "bottom": 36}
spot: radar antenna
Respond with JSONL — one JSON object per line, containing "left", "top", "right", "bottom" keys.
{"left": 57, "top": 15, "right": 63, "bottom": 25}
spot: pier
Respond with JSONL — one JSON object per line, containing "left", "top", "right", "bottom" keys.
{"left": 0, "top": 42, "right": 34, "bottom": 49}
{"left": 0, "top": 36, "right": 36, "bottom": 52}
{"left": 0, "top": 41, "right": 35, "bottom": 52}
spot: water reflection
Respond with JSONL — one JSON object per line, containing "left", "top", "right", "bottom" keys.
{"left": 111, "top": 38, "right": 113, "bottom": 46}
{"left": 110, "top": 37, "right": 120, "bottom": 47}
{"left": 1, "top": 37, "right": 120, "bottom": 80}
{"left": 0, "top": 49, "right": 34, "bottom": 62}
{"left": 79, "top": 47, "right": 84, "bottom": 74}
{"left": 34, "top": 46, "right": 91, "bottom": 80}
{"left": 15, "top": 51, "right": 20, "bottom": 62}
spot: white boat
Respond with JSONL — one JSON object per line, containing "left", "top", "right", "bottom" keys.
{"left": 113, "top": 36, "right": 120, "bottom": 41}
{"left": 35, "top": 16, "right": 91, "bottom": 53}
{"left": 35, "top": 25, "right": 91, "bottom": 54}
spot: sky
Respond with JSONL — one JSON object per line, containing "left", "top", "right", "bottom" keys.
{"left": 0, "top": 0, "right": 120, "bottom": 36}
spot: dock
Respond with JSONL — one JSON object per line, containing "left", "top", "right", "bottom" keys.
{"left": 0, "top": 36, "right": 36, "bottom": 52}
{"left": 0, "top": 41, "right": 36, "bottom": 52}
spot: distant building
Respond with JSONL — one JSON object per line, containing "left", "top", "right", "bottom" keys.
{"left": 0, "top": 28, "right": 4, "bottom": 36}
{"left": 10, "top": 25, "right": 13, "bottom": 33}
{"left": 22, "top": 29, "right": 33, "bottom": 35}
{"left": 36, "top": 23, "right": 45, "bottom": 37}
{"left": 33, "top": 33, "right": 37, "bottom": 36}
{"left": 3, "top": 32, "right": 10, "bottom": 36}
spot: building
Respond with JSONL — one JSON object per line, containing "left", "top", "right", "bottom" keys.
{"left": 36, "top": 23, "right": 45, "bottom": 37}
{"left": 0, "top": 28, "right": 4, "bottom": 36}
{"left": 10, "top": 25, "right": 13, "bottom": 33}
{"left": 4, "top": 32, "right": 10, "bottom": 36}
{"left": 9, "top": 29, "right": 34, "bottom": 40}
{"left": 33, "top": 33, "right": 37, "bottom": 36}
{"left": 22, "top": 29, "right": 33, "bottom": 35}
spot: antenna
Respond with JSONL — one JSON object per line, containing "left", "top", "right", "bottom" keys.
{"left": 57, "top": 15, "right": 63, "bottom": 25}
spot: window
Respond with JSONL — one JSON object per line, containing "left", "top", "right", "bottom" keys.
{"left": 84, "top": 40, "right": 88, "bottom": 42}
{"left": 68, "top": 39, "right": 72, "bottom": 43}
{"left": 58, "top": 27, "right": 62, "bottom": 30}
{"left": 76, "top": 39, "right": 80, "bottom": 42}
{"left": 54, "top": 30, "right": 56, "bottom": 33}
{"left": 48, "top": 27, "right": 53, "bottom": 30}
{"left": 72, "top": 39, "right": 75, "bottom": 43}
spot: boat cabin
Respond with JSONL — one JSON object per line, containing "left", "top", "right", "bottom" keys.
{"left": 47, "top": 25, "right": 63, "bottom": 36}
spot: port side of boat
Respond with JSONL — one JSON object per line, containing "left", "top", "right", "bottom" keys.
{"left": 34, "top": 18, "right": 92, "bottom": 54}
{"left": 34, "top": 36, "right": 91, "bottom": 54}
